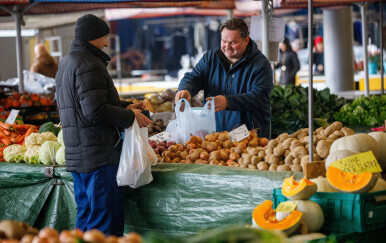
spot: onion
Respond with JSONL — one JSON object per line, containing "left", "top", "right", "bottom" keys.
{"left": 38, "top": 228, "right": 59, "bottom": 240}
{"left": 83, "top": 229, "right": 105, "bottom": 243}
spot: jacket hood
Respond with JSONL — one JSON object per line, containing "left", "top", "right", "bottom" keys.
{"left": 70, "top": 39, "right": 111, "bottom": 63}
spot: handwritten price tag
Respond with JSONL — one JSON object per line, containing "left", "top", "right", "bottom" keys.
{"left": 275, "top": 201, "right": 298, "bottom": 213}
{"left": 331, "top": 151, "right": 382, "bottom": 174}
{"left": 228, "top": 124, "right": 249, "bottom": 142}
{"left": 149, "top": 131, "right": 171, "bottom": 143}
{"left": 5, "top": 109, "right": 19, "bottom": 125}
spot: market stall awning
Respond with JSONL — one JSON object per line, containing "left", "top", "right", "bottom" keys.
{"left": 279, "top": 0, "right": 378, "bottom": 8}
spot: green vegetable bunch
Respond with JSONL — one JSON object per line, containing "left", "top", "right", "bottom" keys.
{"left": 333, "top": 95, "right": 386, "bottom": 126}
{"left": 270, "top": 85, "right": 345, "bottom": 138}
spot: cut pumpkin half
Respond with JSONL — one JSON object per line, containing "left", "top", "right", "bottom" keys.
{"left": 282, "top": 176, "right": 317, "bottom": 200}
{"left": 326, "top": 166, "right": 378, "bottom": 193}
{"left": 252, "top": 200, "right": 302, "bottom": 236}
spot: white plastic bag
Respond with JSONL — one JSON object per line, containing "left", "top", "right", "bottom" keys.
{"left": 116, "top": 119, "right": 157, "bottom": 188}
{"left": 166, "top": 98, "right": 216, "bottom": 144}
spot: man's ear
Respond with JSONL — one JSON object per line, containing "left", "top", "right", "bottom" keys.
{"left": 245, "top": 36, "right": 250, "bottom": 45}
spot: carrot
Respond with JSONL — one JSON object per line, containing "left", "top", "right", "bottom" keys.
{"left": 0, "top": 122, "right": 11, "bottom": 131}
{"left": 1, "top": 129, "right": 10, "bottom": 136}
{"left": 25, "top": 127, "right": 35, "bottom": 138}
{"left": 10, "top": 137, "right": 16, "bottom": 143}
{"left": 13, "top": 124, "right": 37, "bottom": 131}
{"left": 0, "top": 146, "right": 5, "bottom": 152}
{"left": 16, "top": 134, "right": 24, "bottom": 143}
{"left": 0, "top": 138, "right": 11, "bottom": 146}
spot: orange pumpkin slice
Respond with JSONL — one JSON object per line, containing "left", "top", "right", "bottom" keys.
{"left": 326, "top": 166, "right": 377, "bottom": 193}
{"left": 252, "top": 200, "right": 302, "bottom": 235}
{"left": 282, "top": 176, "right": 317, "bottom": 200}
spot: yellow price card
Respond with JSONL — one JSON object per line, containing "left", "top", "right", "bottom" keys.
{"left": 330, "top": 151, "right": 382, "bottom": 174}
{"left": 275, "top": 201, "right": 298, "bottom": 213}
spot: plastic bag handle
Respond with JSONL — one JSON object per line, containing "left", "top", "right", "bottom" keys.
{"left": 202, "top": 97, "right": 215, "bottom": 114}
{"left": 175, "top": 98, "right": 192, "bottom": 117}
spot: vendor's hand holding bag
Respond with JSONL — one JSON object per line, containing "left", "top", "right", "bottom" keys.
{"left": 116, "top": 119, "right": 157, "bottom": 188}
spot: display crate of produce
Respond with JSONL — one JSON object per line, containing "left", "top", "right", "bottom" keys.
{"left": 272, "top": 188, "right": 386, "bottom": 233}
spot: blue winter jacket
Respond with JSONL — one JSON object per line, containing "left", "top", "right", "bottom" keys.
{"left": 178, "top": 40, "right": 273, "bottom": 138}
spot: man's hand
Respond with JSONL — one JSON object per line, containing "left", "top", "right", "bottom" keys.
{"left": 206, "top": 95, "right": 228, "bottom": 112}
{"left": 317, "top": 64, "right": 324, "bottom": 72}
{"left": 133, "top": 109, "right": 153, "bottom": 127}
{"left": 127, "top": 101, "right": 145, "bottom": 111}
{"left": 174, "top": 90, "right": 191, "bottom": 104}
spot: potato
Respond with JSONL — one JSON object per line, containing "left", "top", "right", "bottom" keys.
{"left": 239, "top": 164, "right": 248, "bottom": 168}
{"left": 315, "top": 127, "right": 324, "bottom": 134}
{"left": 305, "top": 144, "right": 316, "bottom": 154}
{"left": 269, "top": 164, "right": 278, "bottom": 171}
{"left": 341, "top": 127, "right": 355, "bottom": 136}
{"left": 257, "top": 162, "right": 269, "bottom": 170}
{"left": 258, "top": 150, "right": 266, "bottom": 158}
{"left": 291, "top": 164, "right": 302, "bottom": 172}
{"left": 316, "top": 139, "right": 333, "bottom": 159}
{"left": 248, "top": 164, "right": 258, "bottom": 170}
{"left": 267, "top": 139, "right": 279, "bottom": 149}
{"left": 284, "top": 149, "right": 290, "bottom": 157}
{"left": 293, "top": 158, "right": 301, "bottom": 165}
{"left": 328, "top": 133, "right": 338, "bottom": 140}
{"left": 251, "top": 156, "right": 261, "bottom": 165}
{"left": 273, "top": 147, "right": 285, "bottom": 157}
{"left": 290, "top": 140, "right": 303, "bottom": 150}
{"left": 289, "top": 146, "right": 308, "bottom": 158}
{"left": 277, "top": 165, "right": 291, "bottom": 171}
{"left": 290, "top": 129, "right": 303, "bottom": 138}
{"left": 324, "top": 121, "right": 343, "bottom": 137}
{"left": 282, "top": 138, "right": 297, "bottom": 149}
{"left": 267, "top": 154, "right": 280, "bottom": 164}
{"left": 265, "top": 148, "right": 273, "bottom": 155}
{"left": 297, "top": 131, "right": 308, "bottom": 140}
{"left": 284, "top": 155, "right": 295, "bottom": 165}
{"left": 276, "top": 133, "right": 290, "bottom": 143}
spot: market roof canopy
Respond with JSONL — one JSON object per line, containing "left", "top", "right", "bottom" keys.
{"left": 0, "top": 0, "right": 236, "bottom": 16}
{"left": 279, "top": 0, "right": 378, "bottom": 8}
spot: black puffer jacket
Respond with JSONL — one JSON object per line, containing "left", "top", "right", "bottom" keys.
{"left": 55, "top": 39, "right": 135, "bottom": 173}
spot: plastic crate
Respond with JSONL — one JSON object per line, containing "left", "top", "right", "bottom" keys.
{"left": 272, "top": 188, "right": 386, "bottom": 233}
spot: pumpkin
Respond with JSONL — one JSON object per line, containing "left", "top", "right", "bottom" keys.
{"left": 368, "top": 132, "right": 386, "bottom": 170}
{"left": 325, "top": 150, "right": 360, "bottom": 169}
{"left": 310, "top": 176, "right": 338, "bottom": 193}
{"left": 295, "top": 200, "right": 324, "bottom": 233}
{"left": 252, "top": 200, "right": 302, "bottom": 235}
{"left": 282, "top": 176, "right": 317, "bottom": 200}
{"left": 290, "top": 232, "right": 326, "bottom": 241}
{"left": 326, "top": 166, "right": 378, "bottom": 193}
{"left": 369, "top": 178, "right": 386, "bottom": 192}
{"left": 329, "top": 134, "right": 380, "bottom": 162}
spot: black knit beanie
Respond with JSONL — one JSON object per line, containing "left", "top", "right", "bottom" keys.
{"left": 75, "top": 14, "right": 110, "bottom": 41}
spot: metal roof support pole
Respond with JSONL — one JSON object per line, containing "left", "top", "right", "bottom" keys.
{"left": 14, "top": 6, "right": 24, "bottom": 93}
{"left": 308, "top": 0, "right": 314, "bottom": 161}
{"left": 261, "top": 0, "right": 269, "bottom": 58}
{"left": 227, "top": 9, "right": 233, "bottom": 19}
{"left": 361, "top": 3, "right": 370, "bottom": 97}
{"left": 380, "top": 0, "right": 384, "bottom": 96}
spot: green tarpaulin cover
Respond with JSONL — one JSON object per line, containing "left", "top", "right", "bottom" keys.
{"left": 0, "top": 163, "right": 302, "bottom": 235}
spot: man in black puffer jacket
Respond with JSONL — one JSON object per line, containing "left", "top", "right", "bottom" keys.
{"left": 55, "top": 14, "right": 152, "bottom": 236}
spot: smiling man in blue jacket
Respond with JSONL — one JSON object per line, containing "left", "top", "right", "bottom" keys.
{"left": 175, "top": 18, "right": 273, "bottom": 138}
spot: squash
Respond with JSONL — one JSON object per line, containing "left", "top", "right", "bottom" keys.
{"left": 252, "top": 200, "right": 302, "bottom": 235}
{"left": 329, "top": 134, "right": 380, "bottom": 162}
{"left": 368, "top": 132, "right": 386, "bottom": 170}
{"left": 325, "top": 150, "right": 360, "bottom": 169}
{"left": 326, "top": 166, "right": 378, "bottom": 193}
{"left": 369, "top": 178, "right": 386, "bottom": 192}
{"left": 289, "top": 232, "right": 326, "bottom": 241}
{"left": 282, "top": 176, "right": 317, "bottom": 200}
{"left": 310, "top": 176, "right": 338, "bottom": 193}
{"left": 295, "top": 200, "right": 324, "bottom": 233}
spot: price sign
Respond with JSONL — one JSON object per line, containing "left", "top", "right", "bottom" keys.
{"left": 149, "top": 131, "right": 172, "bottom": 143}
{"left": 331, "top": 151, "right": 382, "bottom": 174}
{"left": 5, "top": 109, "right": 19, "bottom": 125}
{"left": 228, "top": 124, "right": 249, "bottom": 142}
{"left": 275, "top": 201, "right": 298, "bottom": 213}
